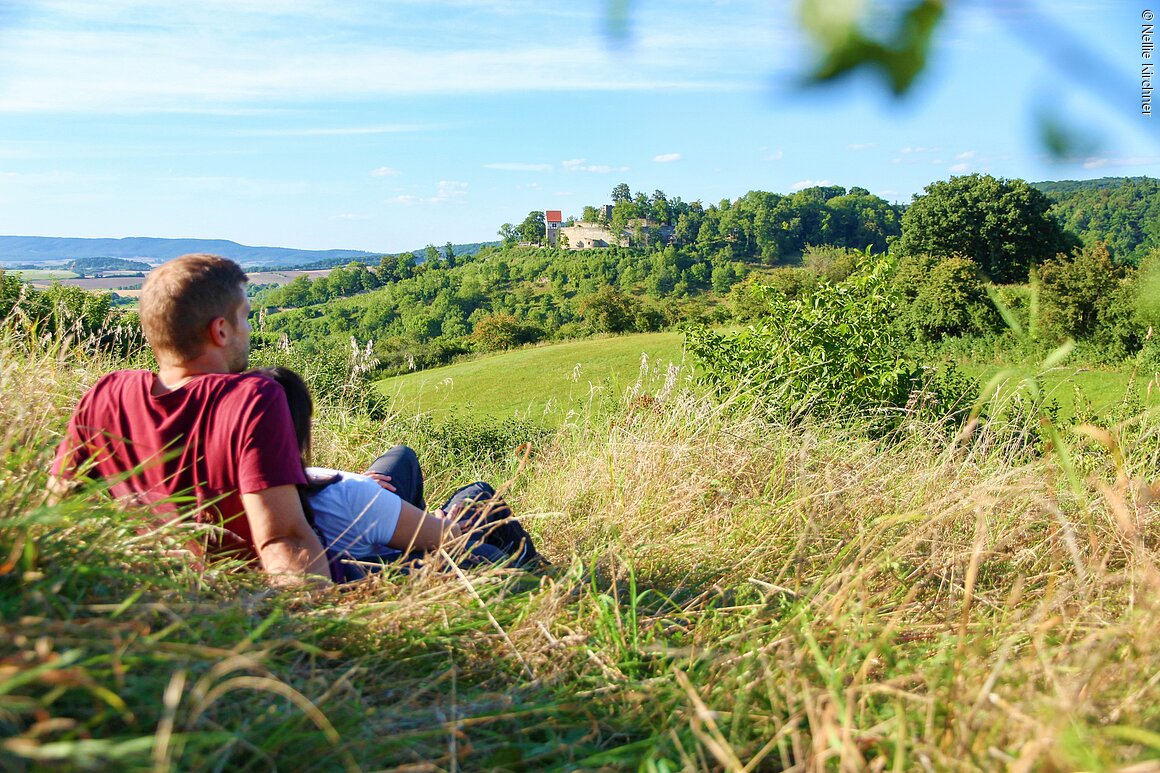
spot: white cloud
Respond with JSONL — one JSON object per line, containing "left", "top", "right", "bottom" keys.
{"left": 955, "top": 150, "right": 976, "bottom": 160}
{"left": 0, "top": 1, "right": 775, "bottom": 114}
{"left": 437, "top": 180, "right": 468, "bottom": 197}
{"left": 484, "top": 162, "right": 553, "bottom": 172}
{"left": 1081, "top": 155, "right": 1160, "bottom": 169}
{"left": 948, "top": 162, "right": 969, "bottom": 173}
{"left": 371, "top": 166, "right": 401, "bottom": 177}
{"left": 245, "top": 124, "right": 430, "bottom": 137}
{"left": 846, "top": 142, "right": 875, "bottom": 151}
{"left": 389, "top": 180, "right": 468, "bottom": 205}
{"left": 561, "top": 158, "right": 628, "bottom": 173}
{"left": 761, "top": 148, "right": 784, "bottom": 161}
{"left": 652, "top": 152, "right": 681, "bottom": 163}
{"left": 789, "top": 179, "right": 832, "bottom": 191}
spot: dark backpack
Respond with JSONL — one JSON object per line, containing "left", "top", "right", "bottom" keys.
{"left": 450, "top": 482, "right": 543, "bottom": 570}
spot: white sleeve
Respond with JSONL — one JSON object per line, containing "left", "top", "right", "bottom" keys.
{"left": 337, "top": 474, "right": 404, "bottom": 551}
{"left": 307, "top": 469, "right": 403, "bottom": 556}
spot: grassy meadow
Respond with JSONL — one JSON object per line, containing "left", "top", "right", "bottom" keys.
{"left": 962, "top": 360, "right": 1160, "bottom": 422}
{"left": 376, "top": 332, "right": 688, "bottom": 424}
{"left": 375, "top": 329, "right": 1159, "bottom": 428}
{"left": 8, "top": 269, "right": 79, "bottom": 281}
{"left": 5, "top": 321, "right": 1160, "bottom": 771}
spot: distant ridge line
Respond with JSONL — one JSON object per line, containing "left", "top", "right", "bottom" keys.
{"left": 0, "top": 235, "right": 380, "bottom": 267}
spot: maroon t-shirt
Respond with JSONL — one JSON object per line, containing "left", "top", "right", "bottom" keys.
{"left": 51, "top": 370, "right": 307, "bottom": 560}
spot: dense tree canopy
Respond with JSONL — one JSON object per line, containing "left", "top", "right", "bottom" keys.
{"left": 592, "top": 182, "right": 902, "bottom": 259}
{"left": 518, "top": 211, "right": 546, "bottom": 245}
{"left": 1041, "top": 177, "right": 1160, "bottom": 265}
{"left": 897, "top": 174, "right": 1076, "bottom": 283}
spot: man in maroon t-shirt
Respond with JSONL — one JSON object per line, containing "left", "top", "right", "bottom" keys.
{"left": 50, "top": 253, "right": 330, "bottom": 586}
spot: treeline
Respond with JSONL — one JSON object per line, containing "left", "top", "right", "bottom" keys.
{"left": 741, "top": 174, "right": 1159, "bottom": 363}
{"left": 251, "top": 241, "right": 494, "bottom": 273}
{"left": 0, "top": 271, "right": 143, "bottom": 353}
{"left": 252, "top": 173, "right": 1160, "bottom": 377}
{"left": 255, "top": 243, "right": 748, "bottom": 374}
{"left": 69, "top": 257, "right": 151, "bottom": 275}
{"left": 503, "top": 184, "right": 903, "bottom": 261}
{"left": 6, "top": 173, "right": 1158, "bottom": 387}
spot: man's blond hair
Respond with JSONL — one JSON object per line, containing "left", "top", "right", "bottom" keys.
{"left": 139, "top": 254, "right": 248, "bottom": 362}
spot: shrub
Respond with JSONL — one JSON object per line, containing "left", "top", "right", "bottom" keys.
{"left": 801, "top": 244, "right": 861, "bottom": 282}
{"left": 1038, "top": 242, "right": 1130, "bottom": 341}
{"left": 577, "top": 286, "right": 639, "bottom": 333}
{"left": 687, "top": 253, "right": 975, "bottom": 429}
{"left": 893, "top": 254, "right": 1000, "bottom": 341}
{"left": 470, "top": 312, "right": 542, "bottom": 351}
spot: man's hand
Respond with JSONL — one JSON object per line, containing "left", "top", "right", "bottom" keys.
{"left": 46, "top": 474, "right": 75, "bottom": 506}
{"left": 242, "top": 485, "right": 332, "bottom": 587}
{"left": 363, "top": 471, "right": 397, "bottom": 492}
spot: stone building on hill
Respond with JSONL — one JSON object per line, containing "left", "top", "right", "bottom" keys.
{"left": 560, "top": 222, "right": 623, "bottom": 249}
{"left": 544, "top": 205, "right": 674, "bottom": 250}
{"left": 545, "top": 210, "right": 563, "bottom": 247}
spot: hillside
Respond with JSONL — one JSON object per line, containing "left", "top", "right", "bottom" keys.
{"left": 1031, "top": 176, "right": 1154, "bottom": 196}
{"left": 1032, "top": 176, "right": 1160, "bottom": 263}
{"left": 376, "top": 332, "right": 688, "bottom": 424}
{"left": 6, "top": 317, "right": 1160, "bottom": 770}
{"left": 4, "top": 175, "right": 1160, "bottom": 769}
{"left": 0, "top": 236, "right": 502, "bottom": 270}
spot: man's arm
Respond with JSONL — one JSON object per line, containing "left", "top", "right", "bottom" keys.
{"left": 241, "top": 485, "right": 332, "bottom": 587}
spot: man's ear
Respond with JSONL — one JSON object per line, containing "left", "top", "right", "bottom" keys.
{"left": 207, "top": 316, "right": 229, "bottom": 348}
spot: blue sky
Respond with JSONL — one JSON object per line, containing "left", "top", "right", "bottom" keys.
{"left": 0, "top": 0, "right": 1154, "bottom": 253}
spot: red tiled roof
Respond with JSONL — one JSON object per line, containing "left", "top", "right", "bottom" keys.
{"left": 545, "top": 210, "right": 563, "bottom": 222}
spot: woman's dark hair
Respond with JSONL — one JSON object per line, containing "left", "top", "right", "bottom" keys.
{"left": 249, "top": 366, "right": 312, "bottom": 463}
{"left": 246, "top": 366, "right": 335, "bottom": 529}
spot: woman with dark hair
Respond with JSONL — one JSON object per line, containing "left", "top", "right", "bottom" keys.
{"left": 251, "top": 367, "right": 539, "bottom": 581}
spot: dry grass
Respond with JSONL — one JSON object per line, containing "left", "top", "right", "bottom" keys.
{"left": 3, "top": 326, "right": 1160, "bottom": 771}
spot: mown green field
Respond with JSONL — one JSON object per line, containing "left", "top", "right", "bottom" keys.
{"left": 960, "top": 359, "right": 1160, "bottom": 420}
{"left": 377, "top": 332, "right": 689, "bottom": 424}
{"left": 377, "top": 330, "right": 1157, "bottom": 427}
{"left": 7, "top": 269, "right": 78, "bottom": 280}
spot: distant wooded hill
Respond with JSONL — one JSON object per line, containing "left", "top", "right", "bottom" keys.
{"left": 0, "top": 236, "right": 380, "bottom": 268}
{"left": 69, "top": 257, "right": 151, "bottom": 274}
{"left": 1032, "top": 177, "right": 1160, "bottom": 264}
{"left": 0, "top": 236, "right": 499, "bottom": 271}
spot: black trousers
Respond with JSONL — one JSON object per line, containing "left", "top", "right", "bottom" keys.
{"left": 364, "top": 445, "right": 513, "bottom": 566}
{"left": 366, "top": 444, "right": 512, "bottom": 522}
